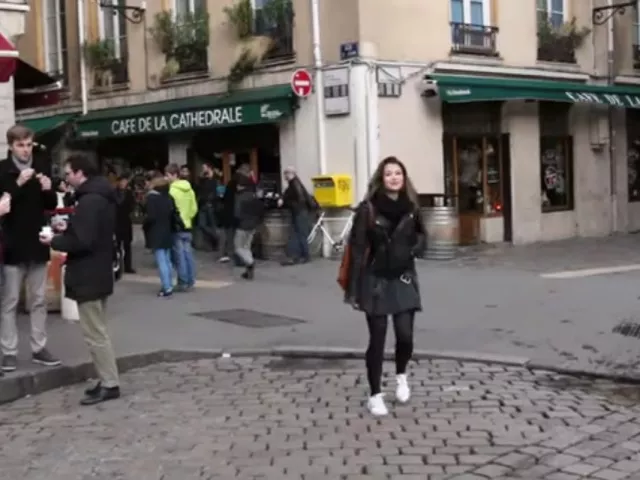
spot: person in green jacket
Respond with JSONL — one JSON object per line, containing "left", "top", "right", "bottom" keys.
{"left": 165, "top": 163, "right": 198, "bottom": 290}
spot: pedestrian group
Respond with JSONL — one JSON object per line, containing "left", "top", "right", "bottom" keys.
{"left": 0, "top": 122, "right": 424, "bottom": 416}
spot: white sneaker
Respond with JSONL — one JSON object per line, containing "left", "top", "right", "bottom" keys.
{"left": 367, "top": 393, "right": 388, "bottom": 416}
{"left": 219, "top": 256, "right": 230, "bottom": 263}
{"left": 395, "top": 374, "right": 410, "bottom": 403}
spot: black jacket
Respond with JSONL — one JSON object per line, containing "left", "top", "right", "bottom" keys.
{"left": 115, "top": 187, "right": 134, "bottom": 242}
{"left": 197, "top": 177, "right": 218, "bottom": 206}
{"left": 51, "top": 176, "right": 117, "bottom": 303}
{"left": 282, "top": 177, "right": 314, "bottom": 215}
{"left": 234, "top": 174, "right": 264, "bottom": 231}
{"left": 219, "top": 178, "right": 237, "bottom": 228}
{"left": 345, "top": 200, "right": 426, "bottom": 316}
{"left": 0, "top": 156, "right": 57, "bottom": 265}
{"left": 143, "top": 183, "right": 174, "bottom": 250}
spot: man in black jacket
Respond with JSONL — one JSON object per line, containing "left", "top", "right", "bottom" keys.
{"left": 115, "top": 174, "right": 135, "bottom": 274}
{"left": 0, "top": 124, "right": 59, "bottom": 373}
{"left": 42, "top": 154, "right": 120, "bottom": 405}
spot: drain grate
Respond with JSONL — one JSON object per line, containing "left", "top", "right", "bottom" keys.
{"left": 190, "top": 309, "right": 305, "bottom": 328}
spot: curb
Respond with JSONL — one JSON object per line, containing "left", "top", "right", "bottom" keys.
{"left": 524, "top": 361, "right": 640, "bottom": 385}
{"left": 1, "top": 346, "right": 638, "bottom": 405}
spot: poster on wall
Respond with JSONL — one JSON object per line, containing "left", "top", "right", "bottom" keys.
{"left": 323, "top": 67, "right": 350, "bottom": 116}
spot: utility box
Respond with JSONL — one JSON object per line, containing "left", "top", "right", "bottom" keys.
{"left": 311, "top": 174, "right": 353, "bottom": 207}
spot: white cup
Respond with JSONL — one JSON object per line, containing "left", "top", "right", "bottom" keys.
{"left": 40, "top": 226, "right": 52, "bottom": 239}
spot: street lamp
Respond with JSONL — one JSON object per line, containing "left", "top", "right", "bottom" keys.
{"left": 98, "top": 0, "right": 147, "bottom": 24}
{"left": 592, "top": 0, "right": 637, "bottom": 25}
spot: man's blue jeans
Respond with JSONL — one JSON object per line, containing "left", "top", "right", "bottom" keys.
{"left": 173, "top": 232, "right": 196, "bottom": 287}
{"left": 153, "top": 249, "right": 173, "bottom": 293}
{"left": 286, "top": 211, "right": 311, "bottom": 260}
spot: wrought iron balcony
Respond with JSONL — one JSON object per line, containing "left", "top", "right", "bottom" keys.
{"left": 537, "top": 37, "right": 576, "bottom": 63}
{"left": 254, "top": 1, "right": 295, "bottom": 61}
{"left": 450, "top": 22, "right": 499, "bottom": 56}
{"left": 91, "top": 57, "right": 129, "bottom": 90}
{"left": 175, "top": 44, "right": 208, "bottom": 75}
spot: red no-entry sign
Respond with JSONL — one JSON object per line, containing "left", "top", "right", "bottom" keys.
{"left": 291, "top": 69, "right": 313, "bottom": 97}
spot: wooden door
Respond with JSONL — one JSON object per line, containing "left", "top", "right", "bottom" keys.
{"left": 221, "top": 148, "right": 259, "bottom": 184}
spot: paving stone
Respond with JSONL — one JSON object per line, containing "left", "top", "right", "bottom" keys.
{"left": 2, "top": 357, "right": 640, "bottom": 479}
{"left": 591, "top": 469, "right": 632, "bottom": 479}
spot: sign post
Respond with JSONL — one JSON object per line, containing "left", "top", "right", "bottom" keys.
{"left": 291, "top": 68, "right": 313, "bottom": 97}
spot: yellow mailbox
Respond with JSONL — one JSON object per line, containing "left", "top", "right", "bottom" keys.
{"left": 311, "top": 174, "right": 353, "bottom": 208}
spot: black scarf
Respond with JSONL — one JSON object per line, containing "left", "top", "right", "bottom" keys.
{"left": 371, "top": 191, "right": 414, "bottom": 230}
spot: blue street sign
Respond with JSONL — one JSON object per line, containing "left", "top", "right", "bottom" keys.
{"left": 340, "top": 42, "right": 359, "bottom": 60}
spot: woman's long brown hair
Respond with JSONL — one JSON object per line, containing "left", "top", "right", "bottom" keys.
{"left": 365, "top": 156, "right": 419, "bottom": 209}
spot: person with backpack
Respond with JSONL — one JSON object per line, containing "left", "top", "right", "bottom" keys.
{"left": 278, "top": 166, "right": 318, "bottom": 265}
{"left": 340, "top": 156, "right": 426, "bottom": 417}
{"left": 232, "top": 165, "right": 263, "bottom": 280}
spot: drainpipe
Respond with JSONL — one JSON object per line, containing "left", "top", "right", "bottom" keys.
{"left": 607, "top": 0, "right": 617, "bottom": 233}
{"left": 310, "top": 0, "right": 327, "bottom": 175}
{"left": 77, "top": 0, "right": 88, "bottom": 115}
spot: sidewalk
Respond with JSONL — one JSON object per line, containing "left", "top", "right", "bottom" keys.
{"left": 6, "top": 234, "right": 640, "bottom": 392}
{"left": 4, "top": 356, "right": 640, "bottom": 479}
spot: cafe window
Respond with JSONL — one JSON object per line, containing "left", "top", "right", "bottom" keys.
{"left": 539, "top": 102, "right": 574, "bottom": 212}
{"left": 442, "top": 103, "right": 504, "bottom": 216}
{"left": 627, "top": 109, "right": 640, "bottom": 202}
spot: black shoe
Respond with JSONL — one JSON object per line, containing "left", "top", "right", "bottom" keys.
{"left": 241, "top": 264, "right": 254, "bottom": 280}
{"left": 85, "top": 382, "right": 101, "bottom": 397}
{"left": 280, "top": 258, "right": 298, "bottom": 266}
{"left": 157, "top": 290, "right": 173, "bottom": 298}
{"left": 124, "top": 268, "right": 137, "bottom": 274}
{"left": 1, "top": 355, "right": 16, "bottom": 372}
{"left": 300, "top": 257, "right": 311, "bottom": 264}
{"left": 32, "top": 348, "right": 62, "bottom": 367}
{"left": 80, "top": 386, "right": 120, "bottom": 406}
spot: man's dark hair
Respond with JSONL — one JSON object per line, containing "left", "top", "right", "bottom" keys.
{"left": 65, "top": 154, "right": 98, "bottom": 177}
{"left": 6, "top": 124, "right": 34, "bottom": 145}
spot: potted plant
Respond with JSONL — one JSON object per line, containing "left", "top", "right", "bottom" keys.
{"left": 537, "top": 17, "right": 590, "bottom": 63}
{"left": 150, "top": 9, "right": 210, "bottom": 78}
{"left": 83, "top": 39, "right": 115, "bottom": 87}
{"left": 223, "top": 0, "right": 253, "bottom": 40}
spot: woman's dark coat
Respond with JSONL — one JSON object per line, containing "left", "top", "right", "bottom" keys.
{"left": 345, "top": 199, "right": 426, "bottom": 316}
{"left": 143, "top": 181, "right": 174, "bottom": 250}
{"left": 115, "top": 187, "right": 135, "bottom": 243}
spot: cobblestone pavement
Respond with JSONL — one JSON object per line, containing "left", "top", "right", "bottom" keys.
{"left": 5, "top": 358, "right": 640, "bottom": 479}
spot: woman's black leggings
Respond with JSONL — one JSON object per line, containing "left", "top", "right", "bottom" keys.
{"left": 365, "top": 311, "right": 415, "bottom": 395}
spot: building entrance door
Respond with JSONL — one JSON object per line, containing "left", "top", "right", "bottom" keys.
{"left": 443, "top": 134, "right": 511, "bottom": 245}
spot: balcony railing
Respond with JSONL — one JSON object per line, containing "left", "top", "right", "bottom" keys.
{"left": 174, "top": 44, "right": 208, "bottom": 75}
{"left": 46, "top": 70, "right": 68, "bottom": 87}
{"left": 254, "top": 2, "right": 295, "bottom": 61}
{"left": 450, "top": 22, "right": 499, "bottom": 56}
{"left": 91, "top": 57, "right": 129, "bottom": 90}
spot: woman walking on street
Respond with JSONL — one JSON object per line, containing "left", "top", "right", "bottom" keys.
{"left": 344, "top": 156, "right": 426, "bottom": 416}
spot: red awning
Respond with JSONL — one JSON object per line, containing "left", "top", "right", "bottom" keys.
{"left": 0, "top": 32, "right": 17, "bottom": 83}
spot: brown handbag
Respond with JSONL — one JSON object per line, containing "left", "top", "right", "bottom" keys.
{"left": 337, "top": 202, "right": 373, "bottom": 292}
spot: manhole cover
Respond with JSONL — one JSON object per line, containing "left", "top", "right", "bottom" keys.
{"left": 191, "top": 309, "right": 305, "bottom": 328}
{"left": 265, "top": 358, "right": 348, "bottom": 371}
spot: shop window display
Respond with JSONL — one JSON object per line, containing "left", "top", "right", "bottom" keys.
{"left": 538, "top": 102, "right": 574, "bottom": 212}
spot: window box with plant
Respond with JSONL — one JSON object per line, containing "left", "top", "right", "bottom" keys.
{"left": 150, "top": 9, "right": 210, "bottom": 81}
{"left": 83, "top": 39, "right": 129, "bottom": 91}
{"left": 223, "top": 0, "right": 294, "bottom": 89}
{"left": 537, "top": 17, "right": 590, "bottom": 63}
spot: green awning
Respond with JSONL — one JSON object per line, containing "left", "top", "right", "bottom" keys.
{"left": 75, "top": 84, "right": 297, "bottom": 139}
{"left": 20, "top": 113, "right": 76, "bottom": 136}
{"left": 431, "top": 74, "right": 640, "bottom": 108}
